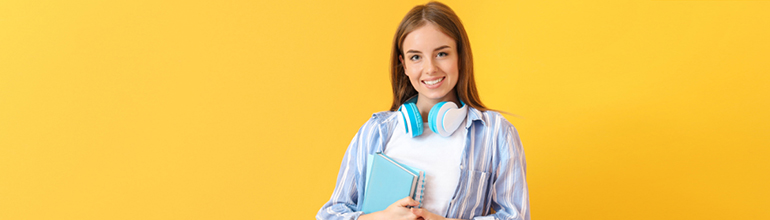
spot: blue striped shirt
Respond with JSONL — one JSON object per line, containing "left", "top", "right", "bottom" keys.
{"left": 317, "top": 107, "right": 529, "bottom": 220}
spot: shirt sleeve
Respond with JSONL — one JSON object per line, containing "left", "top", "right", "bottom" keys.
{"left": 475, "top": 122, "right": 530, "bottom": 220}
{"left": 316, "top": 117, "right": 382, "bottom": 220}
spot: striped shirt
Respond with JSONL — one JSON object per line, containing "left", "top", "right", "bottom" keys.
{"left": 317, "top": 107, "right": 529, "bottom": 220}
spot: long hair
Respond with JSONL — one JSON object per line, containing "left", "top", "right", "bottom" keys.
{"left": 389, "top": 1, "right": 487, "bottom": 112}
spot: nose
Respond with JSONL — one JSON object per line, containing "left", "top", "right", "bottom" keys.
{"left": 424, "top": 57, "right": 438, "bottom": 75}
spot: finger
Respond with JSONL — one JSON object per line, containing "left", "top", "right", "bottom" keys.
{"left": 408, "top": 208, "right": 420, "bottom": 219}
{"left": 395, "top": 196, "right": 419, "bottom": 207}
{"left": 413, "top": 208, "right": 435, "bottom": 219}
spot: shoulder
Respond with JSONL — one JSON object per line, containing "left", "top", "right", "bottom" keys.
{"left": 469, "top": 108, "right": 517, "bottom": 134}
{"left": 470, "top": 109, "right": 526, "bottom": 167}
{"left": 352, "top": 111, "right": 399, "bottom": 140}
{"left": 470, "top": 108, "right": 521, "bottom": 146}
{"left": 347, "top": 111, "right": 400, "bottom": 154}
{"left": 365, "top": 111, "right": 400, "bottom": 128}
{"left": 371, "top": 111, "right": 399, "bottom": 122}
{"left": 486, "top": 110, "right": 517, "bottom": 133}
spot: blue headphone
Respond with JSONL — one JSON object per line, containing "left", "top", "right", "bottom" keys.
{"left": 398, "top": 96, "right": 468, "bottom": 137}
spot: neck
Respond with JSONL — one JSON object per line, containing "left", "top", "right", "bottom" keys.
{"left": 415, "top": 92, "right": 460, "bottom": 122}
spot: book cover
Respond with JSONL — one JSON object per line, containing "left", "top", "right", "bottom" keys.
{"left": 361, "top": 153, "right": 425, "bottom": 213}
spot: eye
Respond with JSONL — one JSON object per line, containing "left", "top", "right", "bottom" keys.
{"left": 437, "top": 52, "right": 448, "bottom": 57}
{"left": 410, "top": 55, "right": 421, "bottom": 61}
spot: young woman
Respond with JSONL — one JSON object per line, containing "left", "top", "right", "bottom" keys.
{"left": 317, "top": 2, "right": 529, "bottom": 220}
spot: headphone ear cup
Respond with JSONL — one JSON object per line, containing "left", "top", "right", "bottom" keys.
{"left": 403, "top": 102, "right": 423, "bottom": 137}
{"left": 441, "top": 102, "right": 468, "bottom": 137}
{"left": 430, "top": 102, "right": 460, "bottom": 136}
{"left": 428, "top": 102, "right": 447, "bottom": 134}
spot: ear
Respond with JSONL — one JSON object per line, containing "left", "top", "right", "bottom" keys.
{"left": 399, "top": 55, "right": 406, "bottom": 72}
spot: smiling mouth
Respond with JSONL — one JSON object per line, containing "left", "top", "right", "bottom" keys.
{"left": 422, "top": 77, "right": 445, "bottom": 86}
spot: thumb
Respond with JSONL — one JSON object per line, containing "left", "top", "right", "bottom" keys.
{"left": 394, "top": 196, "right": 419, "bottom": 207}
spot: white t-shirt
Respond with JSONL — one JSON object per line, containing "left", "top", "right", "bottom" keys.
{"left": 384, "top": 117, "right": 466, "bottom": 216}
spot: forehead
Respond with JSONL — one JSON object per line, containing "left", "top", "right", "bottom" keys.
{"left": 402, "top": 22, "right": 456, "bottom": 51}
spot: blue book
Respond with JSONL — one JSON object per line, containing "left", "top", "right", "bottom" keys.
{"left": 361, "top": 153, "right": 425, "bottom": 214}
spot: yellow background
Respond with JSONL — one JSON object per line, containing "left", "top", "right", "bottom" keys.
{"left": 1, "top": 0, "right": 768, "bottom": 219}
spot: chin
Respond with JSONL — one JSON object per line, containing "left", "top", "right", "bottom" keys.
{"left": 420, "top": 90, "right": 453, "bottom": 100}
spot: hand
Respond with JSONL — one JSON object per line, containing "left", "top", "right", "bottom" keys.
{"left": 359, "top": 197, "right": 420, "bottom": 220}
{"left": 411, "top": 208, "right": 445, "bottom": 220}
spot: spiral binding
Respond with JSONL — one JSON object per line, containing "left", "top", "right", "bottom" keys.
{"left": 417, "top": 172, "right": 425, "bottom": 208}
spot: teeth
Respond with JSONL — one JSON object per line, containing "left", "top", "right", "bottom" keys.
{"left": 424, "top": 77, "right": 443, "bottom": 85}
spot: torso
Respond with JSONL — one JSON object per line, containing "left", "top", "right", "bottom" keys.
{"left": 383, "top": 117, "right": 467, "bottom": 216}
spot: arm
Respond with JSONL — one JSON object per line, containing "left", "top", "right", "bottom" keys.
{"left": 316, "top": 119, "right": 379, "bottom": 220}
{"left": 479, "top": 124, "right": 529, "bottom": 220}
{"left": 317, "top": 116, "right": 423, "bottom": 220}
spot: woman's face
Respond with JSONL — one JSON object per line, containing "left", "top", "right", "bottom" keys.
{"left": 401, "top": 22, "right": 459, "bottom": 103}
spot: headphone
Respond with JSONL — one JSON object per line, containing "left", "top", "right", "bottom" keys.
{"left": 398, "top": 96, "right": 468, "bottom": 138}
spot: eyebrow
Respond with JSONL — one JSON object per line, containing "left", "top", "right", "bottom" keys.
{"left": 406, "top": 45, "right": 451, "bottom": 54}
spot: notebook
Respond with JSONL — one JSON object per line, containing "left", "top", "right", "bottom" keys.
{"left": 361, "top": 153, "right": 426, "bottom": 214}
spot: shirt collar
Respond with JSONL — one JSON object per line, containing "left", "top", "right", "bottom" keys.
{"left": 465, "top": 106, "right": 485, "bottom": 129}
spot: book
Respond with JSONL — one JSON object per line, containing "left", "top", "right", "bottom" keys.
{"left": 361, "top": 153, "right": 426, "bottom": 214}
